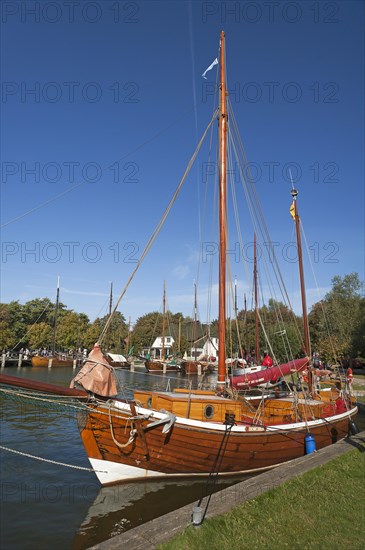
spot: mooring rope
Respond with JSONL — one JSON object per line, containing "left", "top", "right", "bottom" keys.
{"left": 0, "top": 445, "right": 107, "bottom": 473}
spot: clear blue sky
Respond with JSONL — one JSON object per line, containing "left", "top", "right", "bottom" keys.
{"left": 1, "top": 0, "right": 364, "bottom": 325}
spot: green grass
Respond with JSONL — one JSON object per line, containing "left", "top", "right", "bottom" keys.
{"left": 159, "top": 447, "right": 365, "bottom": 550}
{"left": 353, "top": 384, "right": 365, "bottom": 391}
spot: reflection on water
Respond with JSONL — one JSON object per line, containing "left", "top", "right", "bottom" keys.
{"left": 0, "top": 366, "right": 240, "bottom": 549}
{"left": 1, "top": 365, "right": 364, "bottom": 550}
{"left": 72, "top": 476, "right": 249, "bottom": 550}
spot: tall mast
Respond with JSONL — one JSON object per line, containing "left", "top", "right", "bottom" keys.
{"left": 193, "top": 282, "right": 197, "bottom": 360}
{"left": 254, "top": 233, "right": 259, "bottom": 363}
{"left": 52, "top": 275, "right": 60, "bottom": 355}
{"left": 106, "top": 281, "right": 113, "bottom": 351}
{"left": 126, "top": 316, "right": 131, "bottom": 354}
{"left": 217, "top": 30, "right": 227, "bottom": 385}
{"left": 161, "top": 280, "right": 166, "bottom": 360}
{"left": 108, "top": 282, "right": 113, "bottom": 317}
{"left": 291, "top": 188, "right": 310, "bottom": 357}
{"left": 178, "top": 316, "right": 181, "bottom": 354}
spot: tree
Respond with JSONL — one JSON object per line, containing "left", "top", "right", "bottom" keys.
{"left": 27, "top": 322, "right": 53, "bottom": 349}
{"left": 309, "top": 273, "right": 364, "bottom": 360}
{"left": 0, "top": 301, "right": 26, "bottom": 344}
{"left": 0, "top": 321, "right": 17, "bottom": 350}
{"left": 102, "top": 311, "right": 128, "bottom": 353}
{"left": 131, "top": 312, "right": 162, "bottom": 353}
{"left": 22, "top": 298, "right": 65, "bottom": 326}
{"left": 56, "top": 311, "right": 90, "bottom": 350}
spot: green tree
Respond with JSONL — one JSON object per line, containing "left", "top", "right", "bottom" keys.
{"left": 0, "top": 321, "right": 17, "bottom": 350}
{"left": 22, "top": 298, "right": 65, "bottom": 326}
{"left": 27, "top": 322, "right": 53, "bottom": 349}
{"left": 131, "top": 311, "right": 161, "bottom": 353}
{"left": 101, "top": 311, "right": 128, "bottom": 353}
{"left": 309, "top": 273, "right": 364, "bottom": 361}
{"left": 0, "top": 301, "right": 26, "bottom": 344}
{"left": 56, "top": 311, "right": 90, "bottom": 350}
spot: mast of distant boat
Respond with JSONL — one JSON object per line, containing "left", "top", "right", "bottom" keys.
{"left": 254, "top": 233, "right": 260, "bottom": 363}
{"left": 126, "top": 316, "right": 131, "bottom": 355}
{"left": 162, "top": 280, "right": 166, "bottom": 361}
{"left": 217, "top": 30, "right": 228, "bottom": 387}
{"left": 52, "top": 275, "right": 60, "bottom": 356}
{"left": 291, "top": 187, "right": 310, "bottom": 357}
{"left": 193, "top": 282, "right": 197, "bottom": 361}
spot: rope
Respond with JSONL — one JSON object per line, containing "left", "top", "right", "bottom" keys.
{"left": 108, "top": 401, "right": 137, "bottom": 449}
{"left": 0, "top": 445, "right": 107, "bottom": 473}
{"left": 99, "top": 110, "right": 219, "bottom": 345}
{"left": 197, "top": 419, "right": 234, "bottom": 523}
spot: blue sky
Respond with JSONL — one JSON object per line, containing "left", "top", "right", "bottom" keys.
{"left": 1, "top": 0, "right": 364, "bottom": 325}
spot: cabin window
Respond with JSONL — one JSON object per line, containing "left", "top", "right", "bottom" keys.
{"left": 147, "top": 397, "right": 152, "bottom": 409}
{"left": 204, "top": 405, "right": 215, "bottom": 419}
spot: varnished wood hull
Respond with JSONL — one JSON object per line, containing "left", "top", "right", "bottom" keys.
{"left": 180, "top": 360, "right": 203, "bottom": 374}
{"left": 31, "top": 355, "right": 75, "bottom": 367}
{"left": 145, "top": 360, "right": 179, "bottom": 372}
{"left": 78, "top": 399, "right": 357, "bottom": 485}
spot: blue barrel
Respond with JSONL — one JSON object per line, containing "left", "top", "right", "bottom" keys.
{"left": 305, "top": 432, "right": 316, "bottom": 454}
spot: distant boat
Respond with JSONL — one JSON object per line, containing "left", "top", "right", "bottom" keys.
{"left": 180, "top": 283, "right": 204, "bottom": 374}
{"left": 106, "top": 353, "right": 130, "bottom": 369}
{"left": 31, "top": 354, "right": 75, "bottom": 368}
{"left": 145, "top": 282, "right": 179, "bottom": 373}
{"left": 30, "top": 277, "right": 76, "bottom": 367}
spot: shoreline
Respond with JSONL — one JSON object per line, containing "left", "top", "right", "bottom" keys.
{"left": 89, "top": 430, "right": 365, "bottom": 550}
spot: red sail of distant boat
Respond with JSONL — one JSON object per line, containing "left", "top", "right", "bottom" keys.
{"left": 230, "top": 357, "right": 309, "bottom": 389}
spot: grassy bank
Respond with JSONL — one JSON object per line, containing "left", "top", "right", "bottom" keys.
{"left": 160, "top": 446, "right": 365, "bottom": 550}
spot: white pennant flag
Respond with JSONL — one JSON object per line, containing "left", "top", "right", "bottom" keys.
{"left": 202, "top": 58, "right": 218, "bottom": 79}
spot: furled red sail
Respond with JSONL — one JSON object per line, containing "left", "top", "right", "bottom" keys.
{"left": 230, "top": 357, "right": 309, "bottom": 389}
{"left": 70, "top": 343, "right": 118, "bottom": 397}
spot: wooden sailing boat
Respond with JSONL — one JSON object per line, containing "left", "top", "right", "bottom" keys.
{"left": 66, "top": 32, "right": 357, "bottom": 485}
{"left": 31, "top": 276, "right": 75, "bottom": 367}
{"left": 145, "top": 282, "right": 179, "bottom": 373}
{"left": 229, "top": 233, "right": 284, "bottom": 387}
{"left": 104, "top": 283, "right": 131, "bottom": 369}
{"left": 180, "top": 283, "right": 205, "bottom": 374}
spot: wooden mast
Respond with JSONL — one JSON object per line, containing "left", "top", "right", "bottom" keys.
{"left": 178, "top": 316, "right": 181, "bottom": 354}
{"left": 108, "top": 282, "right": 113, "bottom": 317}
{"left": 126, "top": 316, "right": 131, "bottom": 355}
{"left": 106, "top": 281, "right": 113, "bottom": 351}
{"left": 162, "top": 281, "right": 166, "bottom": 360}
{"left": 218, "top": 30, "right": 227, "bottom": 386}
{"left": 291, "top": 189, "right": 310, "bottom": 357}
{"left": 193, "top": 282, "right": 197, "bottom": 360}
{"left": 254, "top": 233, "right": 260, "bottom": 363}
{"left": 52, "top": 275, "right": 60, "bottom": 355}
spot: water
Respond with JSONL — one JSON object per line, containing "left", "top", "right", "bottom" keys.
{"left": 1, "top": 366, "right": 363, "bottom": 549}
{"left": 0, "top": 366, "right": 248, "bottom": 549}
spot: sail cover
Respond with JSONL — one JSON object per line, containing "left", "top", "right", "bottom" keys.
{"left": 70, "top": 343, "right": 118, "bottom": 397}
{"left": 107, "top": 353, "right": 127, "bottom": 363}
{"left": 230, "top": 357, "right": 309, "bottom": 389}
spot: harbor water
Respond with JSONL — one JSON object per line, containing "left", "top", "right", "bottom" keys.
{"left": 1, "top": 365, "right": 254, "bottom": 549}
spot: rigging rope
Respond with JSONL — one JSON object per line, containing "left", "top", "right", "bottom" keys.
{"left": 98, "top": 110, "right": 219, "bottom": 345}
{"left": 11, "top": 300, "right": 53, "bottom": 352}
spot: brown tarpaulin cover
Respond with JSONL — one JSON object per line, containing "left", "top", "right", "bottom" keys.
{"left": 70, "top": 343, "right": 118, "bottom": 397}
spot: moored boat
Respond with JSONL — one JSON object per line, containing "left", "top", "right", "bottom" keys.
{"left": 70, "top": 32, "right": 357, "bottom": 485}
{"left": 31, "top": 354, "right": 75, "bottom": 368}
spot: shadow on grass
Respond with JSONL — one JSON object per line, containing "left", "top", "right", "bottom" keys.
{"left": 345, "top": 432, "right": 365, "bottom": 452}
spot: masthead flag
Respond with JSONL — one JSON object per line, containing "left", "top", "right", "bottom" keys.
{"left": 202, "top": 58, "right": 218, "bottom": 79}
